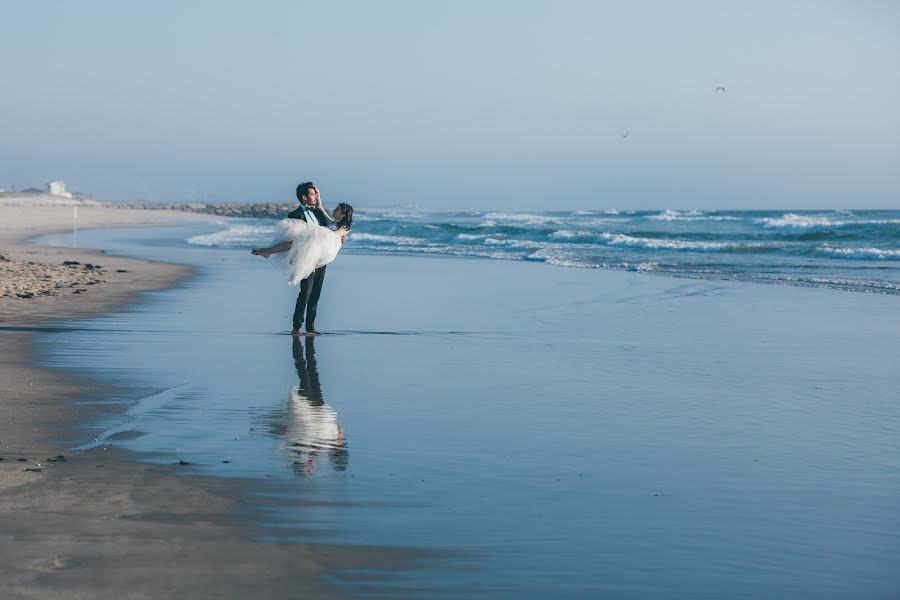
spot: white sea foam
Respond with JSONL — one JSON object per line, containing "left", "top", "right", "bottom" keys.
{"left": 570, "top": 209, "right": 619, "bottom": 217}
{"left": 350, "top": 233, "right": 424, "bottom": 245}
{"left": 601, "top": 232, "right": 733, "bottom": 251}
{"left": 759, "top": 213, "right": 900, "bottom": 228}
{"left": 484, "top": 237, "right": 549, "bottom": 249}
{"left": 792, "top": 276, "right": 900, "bottom": 292}
{"left": 483, "top": 212, "right": 563, "bottom": 225}
{"left": 456, "top": 233, "right": 488, "bottom": 241}
{"left": 580, "top": 218, "right": 623, "bottom": 226}
{"left": 186, "top": 225, "right": 275, "bottom": 247}
{"left": 527, "top": 248, "right": 596, "bottom": 268}
{"left": 818, "top": 246, "right": 900, "bottom": 260}
{"left": 649, "top": 209, "right": 738, "bottom": 222}
{"left": 758, "top": 213, "right": 844, "bottom": 228}
{"left": 827, "top": 279, "right": 900, "bottom": 290}
{"left": 634, "top": 262, "right": 659, "bottom": 271}
{"left": 355, "top": 208, "right": 426, "bottom": 221}
{"left": 550, "top": 230, "right": 595, "bottom": 239}
{"left": 649, "top": 209, "right": 700, "bottom": 221}
{"left": 396, "top": 244, "right": 519, "bottom": 261}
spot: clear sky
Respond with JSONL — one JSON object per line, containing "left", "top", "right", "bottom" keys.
{"left": 2, "top": 1, "right": 898, "bottom": 210}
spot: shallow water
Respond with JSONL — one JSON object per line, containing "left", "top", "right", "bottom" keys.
{"left": 34, "top": 223, "right": 900, "bottom": 598}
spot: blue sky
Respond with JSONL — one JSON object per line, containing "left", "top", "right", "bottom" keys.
{"left": 1, "top": 1, "right": 898, "bottom": 209}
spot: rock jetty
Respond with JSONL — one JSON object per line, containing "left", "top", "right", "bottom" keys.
{"left": 124, "top": 203, "right": 297, "bottom": 219}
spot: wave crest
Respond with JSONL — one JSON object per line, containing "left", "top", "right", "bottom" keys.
{"left": 187, "top": 225, "right": 275, "bottom": 247}
{"left": 818, "top": 245, "right": 900, "bottom": 260}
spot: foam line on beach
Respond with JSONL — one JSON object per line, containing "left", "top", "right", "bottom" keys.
{"left": 69, "top": 384, "right": 189, "bottom": 452}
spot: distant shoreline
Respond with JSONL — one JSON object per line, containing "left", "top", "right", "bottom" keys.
{"left": 3, "top": 193, "right": 895, "bottom": 217}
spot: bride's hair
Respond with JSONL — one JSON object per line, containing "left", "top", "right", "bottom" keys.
{"left": 334, "top": 203, "right": 353, "bottom": 230}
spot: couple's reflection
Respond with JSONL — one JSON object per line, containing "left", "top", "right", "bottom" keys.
{"left": 281, "top": 336, "right": 348, "bottom": 476}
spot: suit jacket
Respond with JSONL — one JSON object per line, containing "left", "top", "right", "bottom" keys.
{"left": 287, "top": 205, "right": 329, "bottom": 226}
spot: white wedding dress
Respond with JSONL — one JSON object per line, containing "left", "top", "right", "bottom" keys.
{"left": 271, "top": 218, "right": 344, "bottom": 286}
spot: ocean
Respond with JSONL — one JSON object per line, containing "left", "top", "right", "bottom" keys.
{"left": 185, "top": 208, "right": 900, "bottom": 295}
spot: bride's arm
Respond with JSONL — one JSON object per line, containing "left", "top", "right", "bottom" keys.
{"left": 314, "top": 197, "right": 333, "bottom": 222}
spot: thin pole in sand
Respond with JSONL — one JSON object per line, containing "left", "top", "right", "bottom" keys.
{"left": 73, "top": 205, "right": 78, "bottom": 248}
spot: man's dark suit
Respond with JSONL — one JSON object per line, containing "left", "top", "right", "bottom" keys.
{"left": 292, "top": 336, "right": 323, "bottom": 406}
{"left": 287, "top": 205, "right": 330, "bottom": 332}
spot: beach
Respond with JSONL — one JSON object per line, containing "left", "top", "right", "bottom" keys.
{"left": 0, "top": 203, "right": 413, "bottom": 599}
{"left": 0, "top": 203, "right": 196, "bottom": 478}
{"left": 1, "top": 203, "right": 898, "bottom": 598}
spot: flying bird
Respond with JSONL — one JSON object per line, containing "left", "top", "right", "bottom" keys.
{"left": 619, "top": 131, "right": 630, "bottom": 139}
{"left": 715, "top": 86, "right": 726, "bottom": 94}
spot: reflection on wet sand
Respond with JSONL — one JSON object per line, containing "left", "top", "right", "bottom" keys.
{"left": 280, "top": 337, "right": 348, "bottom": 476}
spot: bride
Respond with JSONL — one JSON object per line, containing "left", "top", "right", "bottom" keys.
{"left": 251, "top": 203, "right": 353, "bottom": 286}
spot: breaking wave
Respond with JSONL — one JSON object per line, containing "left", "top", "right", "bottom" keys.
{"left": 818, "top": 246, "right": 900, "bottom": 260}
{"left": 186, "top": 224, "right": 275, "bottom": 247}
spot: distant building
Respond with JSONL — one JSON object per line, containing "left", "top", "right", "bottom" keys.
{"left": 48, "top": 180, "right": 73, "bottom": 198}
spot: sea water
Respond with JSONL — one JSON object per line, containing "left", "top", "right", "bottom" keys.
{"left": 33, "top": 218, "right": 900, "bottom": 598}
{"left": 187, "top": 208, "right": 900, "bottom": 294}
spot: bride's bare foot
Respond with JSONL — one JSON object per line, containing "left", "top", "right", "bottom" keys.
{"left": 251, "top": 248, "right": 271, "bottom": 258}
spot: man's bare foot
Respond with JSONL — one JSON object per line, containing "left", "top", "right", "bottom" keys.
{"left": 291, "top": 328, "right": 302, "bottom": 336}
{"left": 306, "top": 328, "right": 319, "bottom": 336}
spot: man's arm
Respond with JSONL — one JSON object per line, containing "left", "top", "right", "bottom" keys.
{"left": 251, "top": 241, "right": 292, "bottom": 258}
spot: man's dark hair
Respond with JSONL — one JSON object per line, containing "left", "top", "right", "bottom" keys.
{"left": 296, "top": 182, "right": 316, "bottom": 203}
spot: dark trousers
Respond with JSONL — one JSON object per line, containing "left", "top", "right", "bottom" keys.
{"left": 292, "top": 265, "right": 327, "bottom": 331}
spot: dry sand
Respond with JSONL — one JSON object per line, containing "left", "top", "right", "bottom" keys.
{"left": 0, "top": 202, "right": 411, "bottom": 599}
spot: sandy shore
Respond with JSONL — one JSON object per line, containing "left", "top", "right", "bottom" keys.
{"left": 0, "top": 204, "right": 198, "bottom": 476}
{"left": 0, "top": 203, "right": 411, "bottom": 599}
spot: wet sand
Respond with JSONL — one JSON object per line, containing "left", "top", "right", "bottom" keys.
{"left": 0, "top": 204, "right": 413, "bottom": 599}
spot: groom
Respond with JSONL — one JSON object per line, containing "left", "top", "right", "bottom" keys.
{"left": 288, "top": 182, "right": 332, "bottom": 336}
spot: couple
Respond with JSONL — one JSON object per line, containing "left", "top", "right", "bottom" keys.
{"left": 252, "top": 182, "right": 353, "bottom": 336}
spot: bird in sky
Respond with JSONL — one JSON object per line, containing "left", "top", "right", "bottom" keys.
{"left": 715, "top": 86, "right": 726, "bottom": 94}
{"left": 619, "top": 131, "right": 630, "bottom": 139}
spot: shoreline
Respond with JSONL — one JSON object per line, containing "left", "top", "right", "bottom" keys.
{"left": 1, "top": 205, "right": 199, "bottom": 474}
{"left": 0, "top": 205, "right": 417, "bottom": 599}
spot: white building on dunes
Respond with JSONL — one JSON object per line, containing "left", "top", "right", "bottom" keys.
{"left": 48, "top": 180, "right": 73, "bottom": 198}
